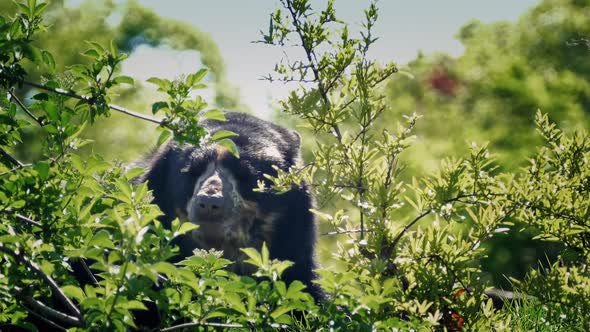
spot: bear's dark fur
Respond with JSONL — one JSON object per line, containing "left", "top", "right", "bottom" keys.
{"left": 138, "top": 112, "right": 322, "bottom": 298}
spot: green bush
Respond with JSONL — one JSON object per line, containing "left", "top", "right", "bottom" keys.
{"left": 0, "top": 0, "right": 588, "bottom": 331}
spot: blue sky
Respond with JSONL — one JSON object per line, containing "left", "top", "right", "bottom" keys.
{"left": 117, "top": 0, "right": 540, "bottom": 117}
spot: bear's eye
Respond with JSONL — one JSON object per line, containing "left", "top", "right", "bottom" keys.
{"left": 184, "top": 162, "right": 207, "bottom": 178}
{"left": 234, "top": 161, "right": 255, "bottom": 183}
{"left": 234, "top": 168, "right": 252, "bottom": 183}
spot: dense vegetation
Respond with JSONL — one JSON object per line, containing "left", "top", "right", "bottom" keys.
{"left": 0, "top": 0, "right": 588, "bottom": 331}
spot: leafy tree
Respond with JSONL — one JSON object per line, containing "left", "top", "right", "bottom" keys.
{"left": 375, "top": 0, "right": 590, "bottom": 288}
{"left": 0, "top": 0, "right": 245, "bottom": 161}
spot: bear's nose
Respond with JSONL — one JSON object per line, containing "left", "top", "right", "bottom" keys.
{"left": 195, "top": 194, "right": 224, "bottom": 219}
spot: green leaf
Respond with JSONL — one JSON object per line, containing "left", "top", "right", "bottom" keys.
{"left": 120, "top": 300, "right": 147, "bottom": 311}
{"left": 152, "top": 262, "right": 177, "bottom": 277}
{"left": 34, "top": 2, "right": 48, "bottom": 16}
{"left": 85, "top": 41, "right": 105, "bottom": 54}
{"left": 125, "top": 167, "right": 144, "bottom": 181}
{"left": 0, "top": 235, "right": 20, "bottom": 244}
{"left": 186, "top": 69, "right": 208, "bottom": 87}
{"left": 33, "top": 161, "right": 50, "bottom": 180}
{"left": 109, "top": 40, "right": 118, "bottom": 56}
{"left": 261, "top": 242, "right": 269, "bottom": 265}
{"left": 112, "top": 75, "right": 134, "bottom": 86}
{"left": 10, "top": 200, "right": 25, "bottom": 209}
{"left": 17, "top": 3, "right": 30, "bottom": 17}
{"left": 241, "top": 247, "right": 263, "bottom": 268}
{"left": 151, "top": 101, "right": 169, "bottom": 114}
{"left": 146, "top": 77, "right": 172, "bottom": 91}
{"left": 68, "top": 64, "right": 89, "bottom": 78}
{"left": 210, "top": 130, "right": 238, "bottom": 142}
{"left": 153, "top": 131, "right": 170, "bottom": 148}
{"left": 88, "top": 230, "right": 115, "bottom": 249}
{"left": 44, "top": 124, "right": 58, "bottom": 134}
{"left": 27, "top": 0, "right": 37, "bottom": 15}
{"left": 22, "top": 44, "right": 42, "bottom": 62}
{"left": 224, "top": 293, "right": 247, "bottom": 314}
{"left": 82, "top": 48, "right": 100, "bottom": 59}
{"left": 286, "top": 280, "right": 307, "bottom": 299}
{"left": 61, "top": 285, "right": 86, "bottom": 302}
{"left": 175, "top": 222, "right": 198, "bottom": 237}
{"left": 41, "top": 50, "right": 55, "bottom": 72}
{"left": 43, "top": 101, "right": 59, "bottom": 122}
{"left": 271, "top": 305, "right": 297, "bottom": 319}
{"left": 216, "top": 138, "right": 240, "bottom": 158}
{"left": 202, "top": 109, "right": 226, "bottom": 121}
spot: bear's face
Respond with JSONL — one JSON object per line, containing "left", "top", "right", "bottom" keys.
{"left": 186, "top": 162, "right": 241, "bottom": 225}
{"left": 178, "top": 145, "right": 276, "bottom": 262}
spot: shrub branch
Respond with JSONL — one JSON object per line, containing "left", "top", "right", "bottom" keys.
{"left": 391, "top": 194, "right": 477, "bottom": 251}
{"left": 13, "top": 78, "right": 163, "bottom": 125}
{"left": 21, "top": 295, "right": 83, "bottom": 327}
{"left": 0, "top": 246, "right": 83, "bottom": 320}
{"left": 159, "top": 321, "right": 245, "bottom": 331}
{"left": 0, "top": 147, "right": 24, "bottom": 167}
{"left": 8, "top": 89, "right": 44, "bottom": 126}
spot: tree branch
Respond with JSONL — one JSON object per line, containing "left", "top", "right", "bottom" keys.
{"left": 0, "top": 163, "right": 32, "bottom": 176}
{"left": 322, "top": 228, "right": 374, "bottom": 236}
{"left": 8, "top": 89, "right": 44, "bottom": 126}
{"left": 159, "top": 321, "right": 245, "bottom": 332}
{"left": 284, "top": 1, "right": 342, "bottom": 142}
{"left": 390, "top": 208, "right": 432, "bottom": 251}
{"left": 1, "top": 210, "right": 42, "bottom": 227}
{"left": 426, "top": 254, "right": 472, "bottom": 295}
{"left": 0, "top": 147, "right": 24, "bottom": 167}
{"left": 81, "top": 259, "right": 99, "bottom": 285}
{"left": 391, "top": 194, "right": 478, "bottom": 251}
{"left": 0, "top": 246, "right": 83, "bottom": 320}
{"left": 14, "top": 78, "right": 162, "bottom": 125}
{"left": 22, "top": 304, "right": 68, "bottom": 331}
{"left": 16, "top": 213, "right": 42, "bottom": 227}
{"left": 21, "top": 295, "right": 82, "bottom": 327}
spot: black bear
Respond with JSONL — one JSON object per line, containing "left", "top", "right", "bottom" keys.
{"left": 138, "top": 112, "right": 322, "bottom": 298}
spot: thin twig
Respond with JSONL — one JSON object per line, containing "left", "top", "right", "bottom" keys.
{"left": 14, "top": 78, "right": 162, "bottom": 125}
{"left": 391, "top": 194, "right": 478, "bottom": 251}
{"left": 8, "top": 90, "right": 44, "bottom": 126}
{"left": 22, "top": 295, "right": 82, "bottom": 327}
{"left": 159, "top": 321, "right": 244, "bottom": 331}
{"left": 15, "top": 213, "right": 42, "bottom": 227}
{"left": 284, "top": 2, "right": 342, "bottom": 142}
{"left": 390, "top": 208, "right": 432, "bottom": 251}
{"left": 0, "top": 246, "right": 83, "bottom": 320}
{"left": 259, "top": 75, "right": 316, "bottom": 84}
{"left": 0, "top": 163, "right": 32, "bottom": 176}
{"left": 0, "top": 147, "right": 24, "bottom": 167}
{"left": 104, "top": 259, "right": 129, "bottom": 324}
{"left": 427, "top": 255, "right": 472, "bottom": 295}
{"left": 322, "top": 228, "right": 374, "bottom": 236}
{"left": 75, "top": 258, "right": 99, "bottom": 286}
{"left": 1, "top": 210, "right": 42, "bottom": 227}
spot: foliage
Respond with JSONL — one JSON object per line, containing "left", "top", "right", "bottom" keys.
{"left": 0, "top": 0, "right": 246, "bottom": 162}
{"left": 0, "top": 0, "right": 589, "bottom": 331}
{"left": 373, "top": 0, "right": 590, "bottom": 288}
